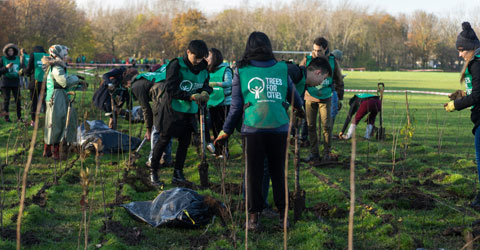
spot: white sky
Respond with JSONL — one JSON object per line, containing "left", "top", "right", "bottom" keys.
{"left": 76, "top": 0, "right": 480, "bottom": 18}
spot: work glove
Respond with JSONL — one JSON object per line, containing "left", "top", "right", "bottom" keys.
{"left": 209, "top": 82, "right": 219, "bottom": 87}
{"left": 448, "top": 90, "right": 466, "bottom": 101}
{"left": 338, "top": 99, "right": 343, "bottom": 111}
{"left": 214, "top": 130, "right": 229, "bottom": 146}
{"left": 192, "top": 91, "right": 210, "bottom": 105}
{"left": 444, "top": 101, "right": 455, "bottom": 112}
{"left": 294, "top": 107, "right": 305, "bottom": 119}
{"left": 18, "top": 68, "right": 24, "bottom": 76}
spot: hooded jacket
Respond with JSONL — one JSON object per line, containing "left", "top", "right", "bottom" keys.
{"left": 0, "top": 43, "right": 21, "bottom": 88}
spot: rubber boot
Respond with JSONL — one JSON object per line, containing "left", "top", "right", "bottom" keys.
{"left": 43, "top": 144, "right": 52, "bottom": 157}
{"left": 52, "top": 144, "right": 60, "bottom": 160}
{"left": 150, "top": 168, "right": 164, "bottom": 186}
{"left": 342, "top": 124, "right": 356, "bottom": 139}
{"left": 364, "top": 124, "right": 374, "bottom": 139}
{"left": 172, "top": 169, "right": 187, "bottom": 183}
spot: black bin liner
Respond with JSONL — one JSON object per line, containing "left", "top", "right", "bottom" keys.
{"left": 77, "top": 120, "right": 142, "bottom": 153}
{"left": 120, "top": 187, "right": 212, "bottom": 227}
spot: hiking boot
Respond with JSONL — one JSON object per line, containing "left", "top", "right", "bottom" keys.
{"left": 247, "top": 213, "right": 261, "bottom": 231}
{"left": 43, "top": 144, "right": 52, "bottom": 158}
{"left": 471, "top": 192, "right": 480, "bottom": 208}
{"left": 150, "top": 169, "right": 164, "bottom": 187}
{"left": 172, "top": 169, "right": 187, "bottom": 183}
{"left": 206, "top": 142, "right": 215, "bottom": 154}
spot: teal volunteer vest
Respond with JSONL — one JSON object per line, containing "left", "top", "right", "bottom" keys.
{"left": 2, "top": 56, "right": 20, "bottom": 79}
{"left": 171, "top": 57, "right": 209, "bottom": 114}
{"left": 239, "top": 61, "right": 289, "bottom": 128}
{"left": 33, "top": 52, "right": 48, "bottom": 82}
{"left": 207, "top": 66, "right": 228, "bottom": 108}
{"left": 305, "top": 55, "right": 335, "bottom": 100}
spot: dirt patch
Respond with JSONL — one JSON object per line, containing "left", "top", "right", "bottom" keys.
{"left": 187, "top": 234, "right": 210, "bottom": 249}
{"left": 209, "top": 182, "right": 242, "bottom": 196}
{"left": 418, "top": 168, "right": 435, "bottom": 179}
{"left": 431, "top": 172, "right": 448, "bottom": 182}
{"left": 375, "top": 186, "right": 436, "bottom": 210}
{"left": 308, "top": 202, "right": 348, "bottom": 219}
{"left": 0, "top": 228, "right": 41, "bottom": 246}
{"left": 101, "top": 220, "right": 143, "bottom": 245}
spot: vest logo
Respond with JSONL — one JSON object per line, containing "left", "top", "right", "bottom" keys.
{"left": 248, "top": 77, "right": 265, "bottom": 99}
{"left": 180, "top": 80, "right": 193, "bottom": 92}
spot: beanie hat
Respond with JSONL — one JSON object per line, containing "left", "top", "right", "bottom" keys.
{"left": 456, "top": 22, "right": 480, "bottom": 50}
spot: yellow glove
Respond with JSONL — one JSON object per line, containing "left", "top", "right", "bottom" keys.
{"left": 214, "top": 130, "right": 229, "bottom": 146}
{"left": 444, "top": 101, "right": 455, "bottom": 112}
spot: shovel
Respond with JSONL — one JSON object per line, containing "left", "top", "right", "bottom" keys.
{"left": 293, "top": 116, "right": 306, "bottom": 222}
{"left": 376, "top": 83, "right": 386, "bottom": 140}
{"left": 128, "top": 137, "right": 148, "bottom": 166}
{"left": 198, "top": 104, "right": 209, "bottom": 188}
{"left": 59, "top": 91, "right": 76, "bottom": 160}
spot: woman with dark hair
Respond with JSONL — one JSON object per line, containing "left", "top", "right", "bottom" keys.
{"left": 205, "top": 48, "right": 232, "bottom": 156}
{"left": 214, "top": 31, "right": 304, "bottom": 230}
{"left": 25, "top": 45, "right": 48, "bottom": 126}
{"left": 445, "top": 22, "right": 480, "bottom": 207}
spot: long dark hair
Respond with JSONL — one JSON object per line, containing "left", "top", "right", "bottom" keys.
{"left": 237, "top": 31, "right": 275, "bottom": 68}
{"left": 207, "top": 48, "right": 223, "bottom": 73}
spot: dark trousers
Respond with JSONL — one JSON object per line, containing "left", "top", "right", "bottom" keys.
{"left": 151, "top": 130, "right": 192, "bottom": 171}
{"left": 205, "top": 105, "right": 230, "bottom": 154}
{"left": 244, "top": 133, "right": 287, "bottom": 213}
{"left": 30, "top": 81, "right": 45, "bottom": 120}
{"left": 2, "top": 86, "right": 21, "bottom": 119}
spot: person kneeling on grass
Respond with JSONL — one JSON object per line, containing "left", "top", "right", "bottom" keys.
{"left": 339, "top": 93, "right": 381, "bottom": 140}
{"left": 444, "top": 22, "right": 480, "bottom": 208}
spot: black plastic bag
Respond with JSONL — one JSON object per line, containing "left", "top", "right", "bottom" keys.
{"left": 121, "top": 187, "right": 212, "bottom": 228}
{"left": 77, "top": 120, "right": 141, "bottom": 153}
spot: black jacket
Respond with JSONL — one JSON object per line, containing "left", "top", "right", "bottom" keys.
{"left": 455, "top": 52, "right": 480, "bottom": 134}
{"left": 0, "top": 43, "right": 21, "bottom": 88}
{"left": 157, "top": 57, "right": 212, "bottom": 136}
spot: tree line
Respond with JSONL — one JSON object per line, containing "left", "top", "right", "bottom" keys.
{"left": 1, "top": 0, "right": 479, "bottom": 71}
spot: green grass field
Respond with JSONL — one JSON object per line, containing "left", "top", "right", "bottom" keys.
{"left": 0, "top": 70, "right": 478, "bottom": 249}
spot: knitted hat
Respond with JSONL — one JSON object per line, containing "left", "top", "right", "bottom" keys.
{"left": 456, "top": 22, "right": 480, "bottom": 50}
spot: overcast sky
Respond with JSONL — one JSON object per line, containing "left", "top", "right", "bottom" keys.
{"left": 76, "top": 0, "right": 480, "bottom": 19}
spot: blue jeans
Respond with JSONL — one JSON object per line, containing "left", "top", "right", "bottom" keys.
{"left": 331, "top": 90, "right": 339, "bottom": 120}
{"left": 148, "top": 125, "right": 172, "bottom": 165}
{"left": 475, "top": 125, "right": 480, "bottom": 183}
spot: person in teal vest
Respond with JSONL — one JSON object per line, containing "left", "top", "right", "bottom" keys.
{"left": 25, "top": 45, "right": 48, "bottom": 126}
{"left": 300, "top": 37, "right": 344, "bottom": 163}
{"left": 0, "top": 43, "right": 23, "bottom": 122}
{"left": 150, "top": 40, "right": 212, "bottom": 185}
{"left": 214, "top": 32, "right": 305, "bottom": 230}
{"left": 131, "top": 64, "right": 173, "bottom": 184}
{"left": 205, "top": 48, "right": 233, "bottom": 156}
{"left": 339, "top": 93, "right": 381, "bottom": 140}
{"left": 445, "top": 22, "right": 480, "bottom": 207}
{"left": 42, "top": 45, "right": 85, "bottom": 159}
